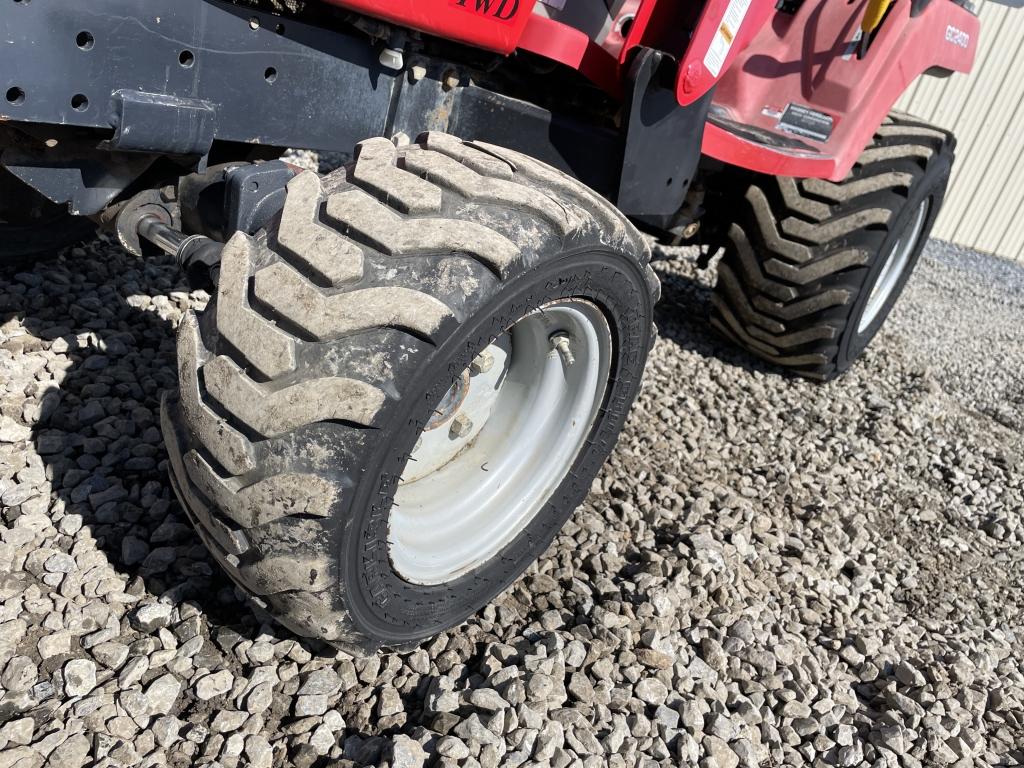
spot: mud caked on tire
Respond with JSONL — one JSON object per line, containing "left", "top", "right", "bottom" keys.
{"left": 162, "top": 133, "right": 658, "bottom": 652}
{"left": 709, "top": 113, "right": 954, "bottom": 380}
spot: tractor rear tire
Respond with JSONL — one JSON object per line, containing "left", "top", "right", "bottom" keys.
{"left": 709, "top": 113, "right": 954, "bottom": 380}
{"left": 161, "top": 133, "right": 657, "bottom": 653}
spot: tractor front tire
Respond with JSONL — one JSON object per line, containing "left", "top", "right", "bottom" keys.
{"left": 710, "top": 114, "right": 954, "bottom": 380}
{"left": 161, "top": 133, "right": 658, "bottom": 653}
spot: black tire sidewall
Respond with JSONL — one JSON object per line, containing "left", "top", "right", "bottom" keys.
{"left": 339, "top": 249, "right": 653, "bottom": 646}
{"left": 838, "top": 152, "right": 951, "bottom": 371}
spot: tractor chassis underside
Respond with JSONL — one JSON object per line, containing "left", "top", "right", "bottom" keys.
{"left": 0, "top": 0, "right": 711, "bottom": 236}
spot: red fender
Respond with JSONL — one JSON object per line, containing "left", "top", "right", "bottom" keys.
{"left": 674, "top": 0, "right": 780, "bottom": 107}
{"left": 698, "top": 0, "right": 979, "bottom": 179}
{"left": 321, "top": 0, "right": 539, "bottom": 53}
{"left": 324, "top": 0, "right": 978, "bottom": 182}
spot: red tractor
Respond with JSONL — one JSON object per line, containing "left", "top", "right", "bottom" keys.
{"left": 0, "top": 0, "right": 983, "bottom": 651}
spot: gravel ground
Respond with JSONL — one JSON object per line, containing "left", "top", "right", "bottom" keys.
{"left": 893, "top": 242, "right": 1024, "bottom": 433}
{"left": 0, "top": 233, "right": 1022, "bottom": 768}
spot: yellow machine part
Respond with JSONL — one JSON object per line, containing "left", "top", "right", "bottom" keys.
{"left": 861, "top": 0, "right": 896, "bottom": 34}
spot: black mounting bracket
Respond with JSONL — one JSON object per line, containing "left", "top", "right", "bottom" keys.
{"left": 617, "top": 48, "right": 714, "bottom": 223}
{"left": 224, "top": 161, "right": 300, "bottom": 236}
{"left": 109, "top": 91, "right": 217, "bottom": 160}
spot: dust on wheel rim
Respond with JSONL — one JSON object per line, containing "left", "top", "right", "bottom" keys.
{"left": 389, "top": 299, "right": 612, "bottom": 585}
{"left": 857, "top": 199, "right": 929, "bottom": 334}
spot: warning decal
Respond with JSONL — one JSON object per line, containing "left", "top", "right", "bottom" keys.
{"left": 776, "top": 103, "right": 834, "bottom": 143}
{"left": 703, "top": 0, "right": 752, "bottom": 78}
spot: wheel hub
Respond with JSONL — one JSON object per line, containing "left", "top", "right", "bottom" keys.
{"left": 389, "top": 299, "right": 612, "bottom": 585}
{"left": 858, "top": 200, "right": 929, "bottom": 334}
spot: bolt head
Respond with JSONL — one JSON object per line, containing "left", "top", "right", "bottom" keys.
{"left": 379, "top": 47, "right": 404, "bottom": 71}
{"left": 449, "top": 413, "right": 473, "bottom": 439}
{"left": 442, "top": 72, "right": 460, "bottom": 91}
{"left": 470, "top": 350, "right": 494, "bottom": 375}
{"left": 410, "top": 65, "right": 427, "bottom": 82}
{"left": 682, "top": 61, "right": 701, "bottom": 94}
{"left": 549, "top": 333, "right": 575, "bottom": 366}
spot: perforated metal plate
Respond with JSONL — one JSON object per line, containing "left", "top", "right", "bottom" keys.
{"left": 0, "top": 0, "right": 397, "bottom": 152}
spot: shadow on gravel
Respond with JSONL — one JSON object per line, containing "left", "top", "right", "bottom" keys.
{"left": 0, "top": 236, "right": 317, "bottom": 657}
{"left": 0, "top": 237, "right": 762, "bottom": 654}
{"left": 650, "top": 257, "right": 787, "bottom": 381}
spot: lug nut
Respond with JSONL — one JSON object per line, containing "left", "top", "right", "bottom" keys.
{"left": 442, "top": 71, "right": 460, "bottom": 91}
{"left": 550, "top": 333, "right": 575, "bottom": 366}
{"left": 681, "top": 221, "right": 701, "bottom": 239}
{"left": 449, "top": 413, "right": 473, "bottom": 439}
{"left": 470, "top": 350, "right": 494, "bottom": 375}
{"left": 409, "top": 65, "right": 427, "bottom": 82}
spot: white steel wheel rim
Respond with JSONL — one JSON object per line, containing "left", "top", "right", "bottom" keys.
{"left": 389, "top": 299, "right": 612, "bottom": 585}
{"left": 857, "top": 200, "right": 929, "bottom": 334}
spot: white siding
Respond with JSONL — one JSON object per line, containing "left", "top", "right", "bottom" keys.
{"left": 895, "top": 2, "right": 1024, "bottom": 261}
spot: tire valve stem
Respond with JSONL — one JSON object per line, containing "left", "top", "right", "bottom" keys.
{"left": 449, "top": 413, "right": 473, "bottom": 439}
{"left": 550, "top": 333, "right": 575, "bottom": 367}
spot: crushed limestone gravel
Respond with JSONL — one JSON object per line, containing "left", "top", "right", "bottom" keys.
{"left": 0, "top": 233, "right": 1022, "bottom": 768}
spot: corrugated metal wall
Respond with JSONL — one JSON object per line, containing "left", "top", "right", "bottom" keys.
{"left": 895, "top": 1, "right": 1024, "bottom": 260}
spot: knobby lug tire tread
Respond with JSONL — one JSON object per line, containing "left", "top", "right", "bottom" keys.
{"left": 164, "top": 132, "right": 655, "bottom": 652}
{"left": 710, "top": 113, "right": 954, "bottom": 380}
